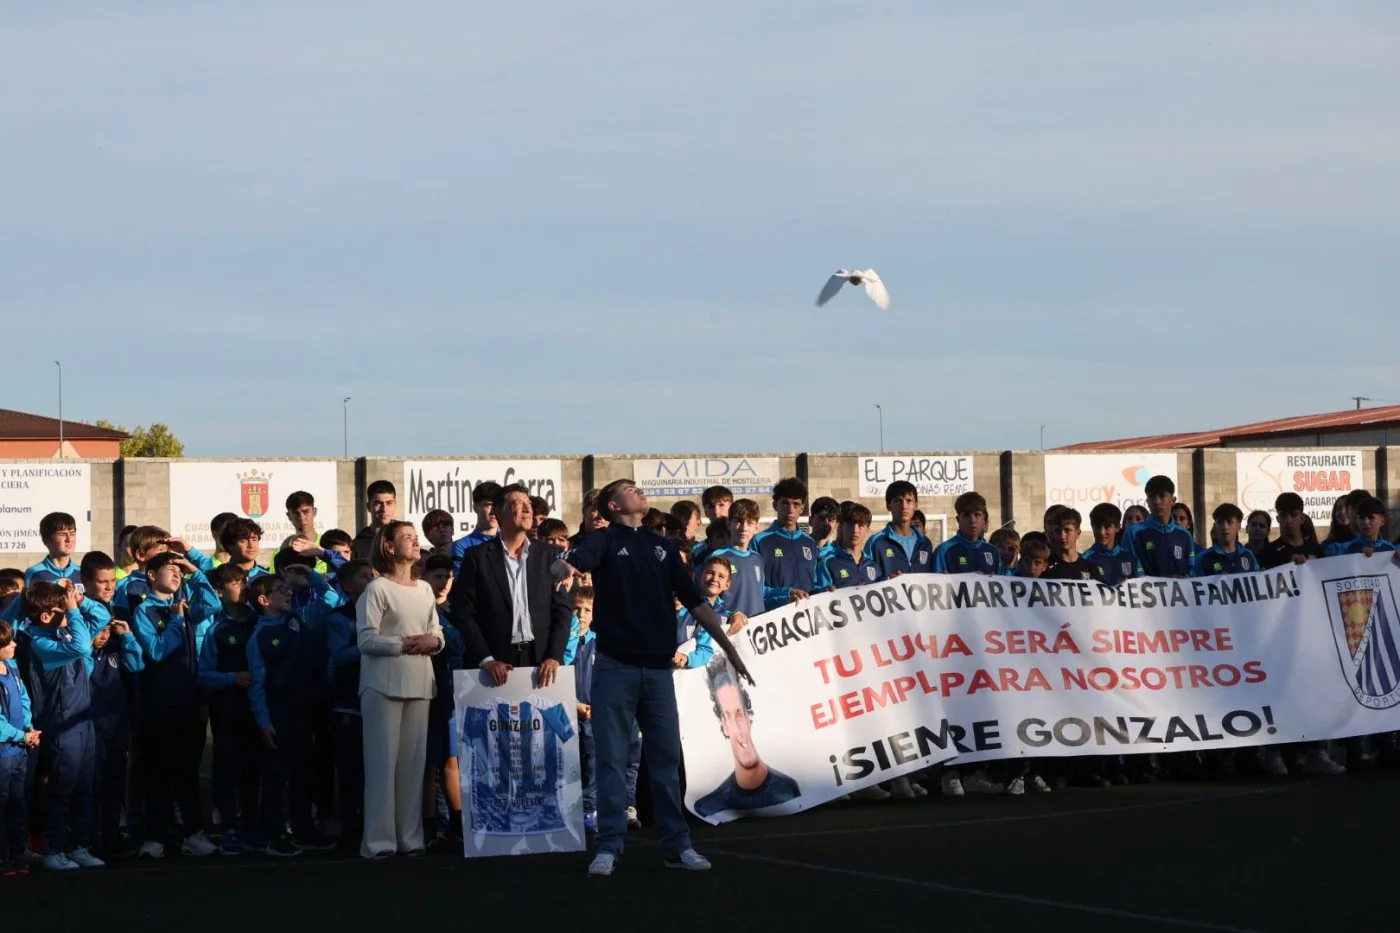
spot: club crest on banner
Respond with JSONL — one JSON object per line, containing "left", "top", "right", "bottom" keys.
{"left": 237, "top": 470, "right": 272, "bottom": 519}
{"left": 1323, "top": 574, "right": 1400, "bottom": 710}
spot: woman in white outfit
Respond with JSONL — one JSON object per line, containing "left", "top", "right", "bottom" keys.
{"left": 356, "top": 520, "right": 444, "bottom": 859}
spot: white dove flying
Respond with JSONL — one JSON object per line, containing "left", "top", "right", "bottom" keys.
{"left": 815, "top": 268, "right": 890, "bottom": 310}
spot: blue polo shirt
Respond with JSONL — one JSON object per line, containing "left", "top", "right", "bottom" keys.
{"left": 814, "top": 543, "right": 883, "bottom": 590}
{"left": 863, "top": 523, "right": 935, "bottom": 577}
{"left": 1081, "top": 543, "right": 1139, "bottom": 587}
{"left": 751, "top": 522, "right": 818, "bottom": 601}
{"left": 931, "top": 533, "right": 1002, "bottom": 575}
{"left": 1192, "top": 545, "right": 1260, "bottom": 577}
{"left": 1122, "top": 518, "right": 1196, "bottom": 577}
{"left": 563, "top": 524, "right": 705, "bottom": 669}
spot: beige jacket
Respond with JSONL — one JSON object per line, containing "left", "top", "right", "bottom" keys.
{"left": 355, "top": 577, "right": 444, "bottom": 700}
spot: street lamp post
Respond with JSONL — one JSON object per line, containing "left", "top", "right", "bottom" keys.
{"left": 54, "top": 361, "right": 64, "bottom": 459}
{"left": 343, "top": 397, "right": 351, "bottom": 458}
{"left": 1040, "top": 424, "right": 1046, "bottom": 450}
{"left": 875, "top": 404, "right": 884, "bottom": 454}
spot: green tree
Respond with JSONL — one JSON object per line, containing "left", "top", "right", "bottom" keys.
{"left": 95, "top": 420, "right": 185, "bottom": 458}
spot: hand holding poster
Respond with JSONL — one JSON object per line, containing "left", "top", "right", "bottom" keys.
{"left": 453, "top": 667, "right": 586, "bottom": 857}
{"left": 677, "top": 554, "right": 1400, "bottom": 824}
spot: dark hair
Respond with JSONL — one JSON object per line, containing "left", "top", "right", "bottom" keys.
{"left": 1301, "top": 515, "right": 1320, "bottom": 549}
{"left": 954, "top": 492, "right": 988, "bottom": 516}
{"left": 1327, "top": 496, "right": 1352, "bottom": 543}
{"left": 642, "top": 508, "right": 667, "bottom": 533}
{"left": 274, "top": 547, "right": 316, "bottom": 570}
{"left": 475, "top": 481, "right": 504, "bottom": 508}
{"left": 1144, "top": 475, "right": 1176, "bottom": 497}
{"left": 1246, "top": 510, "right": 1272, "bottom": 531}
{"left": 839, "top": 502, "right": 872, "bottom": 526}
{"left": 79, "top": 551, "right": 117, "bottom": 580}
{"left": 1020, "top": 539, "right": 1051, "bottom": 561}
{"left": 706, "top": 656, "right": 753, "bottom": 724}
{"left": 1274, "top": 493, "right": 1305, "bottom": 515}
{"left": 248, "top": 573, "right": 286, "bottom": 605}
{"left": 1123, "top": 505, "right": 1148, "bottom": 523}
{"left": 530, "top": 496, "right": 550, "bottom": 520}
{"left": 670, "top": 500, "right": 702, "bottom": 525}
{"left": 662, "top": 513, "right": 684, "bottom": 536}
{"left": 423, "top": 554, "right": 454, "bottom": 575}
{"left": 0, "top": 568, "right": 25, "bottom": 591}
{"left": 1171, "top": 502, "right": 1194, "bottom": 529}
{"left": 1213, "top": 503, "right": 1244, "bottom": 524}
{"left": 885, "top": 481, "right": 917, "bottom": 507}
{"left": 596, "top": 478, "right": 633, "bottom": 521}
{"left": 1346, "top": 489, "right": 1373, "bottom": 509}
{"left": 421, "top": 509, "right": 454, "bottom": 535}
{"left": 22, "top": 580, "right": 67, "bottom": 620}
{"left": 39, "top": 511, "right": 77, "bottom": 540}
{"left": 1020, "top": 531, "right": 1048, "bottom": 548}
{"left": 209, "top": 513, "right": 238, "bottom": 541}
{"left": 320, "top": 528, "right": 354, "bottom": 551}
{"left": 1089, "top": 503, "right": 1123, "bottom": 528}
{"left": 705, "top": 522, "right": 729, "bottom": 545}
{"left": 809, "top": 497, "right": 840, "bottom": 521}
{"left": 701, "top": 485, "right": 734, "bottom": 509}
{"left": 1056, "top": 508, "right": 1083, "bottom": 530}
{"left": 537, "top": 518, "right": 569, "bottom": 541}
{"left": 728, "top": 499, "right": 760, "bottom": 523}
{"left": 220, "top": 517, "right": 264, "bottom": 553}
{"left": 144, "top": 551, "right": 183, "bottom": 575}
{"left": 1043, "top": 504, "right": 1069, "bottom": 528}
{"left": 912, "top": 509, "right": 926, "bottom": 527}
{"left": 0, "top": 619, "right": 14, "bottom": 650}
{"left": 772, "top": 477, "right": 808, "bottom": 504}
{"left": 285, "top": 491, "right": 316, "bottom": 511}
{"left": 366, "top": 480, "right": 396, "bottom": 501}
{"left": 1354, "top": 495, "right": 1386, "bottom": 519}
{"left": 490, "top": 483, "right": 528, "bottom": 513}
{"left": 207, "top": 563, "right": 249, "bottom": 590}
{"left": 338, "top": 558, "right": 374, "bottom": 585}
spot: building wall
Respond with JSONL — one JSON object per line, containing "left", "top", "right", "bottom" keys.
{"left": 1, "top": 449, "right": 1396, "bottom": 571}
{"left": 0, "top": 439, "right": 123, "bottom": 459}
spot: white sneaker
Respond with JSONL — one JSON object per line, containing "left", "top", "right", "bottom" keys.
{"left": 964, "top": 770, "right": 1004, "bottom": 795}
{"left": 1006, "top": 776, "right": 1026, "bottom": 796}
{"left": 1263, "top": 751, "right": 1290, "bottom": 777}
{"left": 182, "top": 832, "right": 217, "bottom": 857}
{"left": 68, "top": 848, "right": 105, "bottom": 869}
{"left": 1301, "top": 748, "right": 1346, "bottom": 775}
{"left": 889, "top": 776, "right": 916, "bottom": 799}
{"left": 588, "top": 852, "right": 617, "bottom": 876}
{"left": 625, "top": 806, "right": 641, "bottom": 829}
{"left": 138, "top": 842, "right": 165, "bottom": 860}
{"left": 1029, "top": 775, "right": 1053, "bottom": 793}
{"left": 665, "top": 849, "right": 711, "bottom": 871}
{"left": 940, "top": 773, "right": 965, "bottom": 797}
{"left": 43, "top": 853, "right": 81, "bottom": 871}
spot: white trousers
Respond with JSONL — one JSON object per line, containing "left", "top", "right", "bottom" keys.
{"left": 359, "top": 688, "right": 430, "bottom": 858}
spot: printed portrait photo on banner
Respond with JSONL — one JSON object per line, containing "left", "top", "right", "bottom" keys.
{"left": 692, "top": 656, "right": 801, "bottom": 818}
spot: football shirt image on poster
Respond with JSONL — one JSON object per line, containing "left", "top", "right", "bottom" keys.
{"left": 453, "top": 668, "right": 585, "bottom": 857}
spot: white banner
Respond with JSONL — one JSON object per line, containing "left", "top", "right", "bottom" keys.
{"left": 857, "top": 456, "right": 973, "bottom": 499}
{"left": 678, "top": 554, "right": 1400, "bottom": 823}
{"left": 1236, "top": 450, "right": 1365, "bottom": 523}
{"left": 631, "top": 457, "right": 780, "bottom": 499}
{"left": 168, "top": 462, "right": 340, "bottom": 553}
{"left": 454, "top": 668, "right": 585, "bottom": 857}
{"left": 1043, "top": 453, "right": 1179, "bottom": 515}
{"left": 402, "top": 460, "right": 562, "bottom": 536}
{"left": 0, "top": 463, "right": 92, "bottom": 554}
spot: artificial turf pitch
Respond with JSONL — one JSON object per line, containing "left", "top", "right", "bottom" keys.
{"left": 10, "top": 771, "right": 1392, "bottom": 932}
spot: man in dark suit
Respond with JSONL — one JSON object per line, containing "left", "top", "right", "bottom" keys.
{"left": 451, "top": 483, "right": 572, "bottom": 686}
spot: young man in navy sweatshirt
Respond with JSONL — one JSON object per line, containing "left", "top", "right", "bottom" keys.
{"left": 556, "top": 478, "right": 752, "bottom": 877}
{"left": 751, "top": 477, "right": 816, "bottom": 606}
{"left": 932, "top": 492, "right": 1003, "bottom": 576}
{"left": 1121, "top": 476, "right": 1196, "bottom": 578}
{"left": 24, "top": 512, "right": 83, "bottom": 587}
{"left": 865, "top": 481, "right": 936, "bottom": 578}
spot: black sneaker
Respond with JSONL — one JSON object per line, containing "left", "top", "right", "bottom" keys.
{"left": 263, "top": 835, "right": 302, "bottom": 857}
{"left": 291, "top": 829, "right": 337, "bottom": 851}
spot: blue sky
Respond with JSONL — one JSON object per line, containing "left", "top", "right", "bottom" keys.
{"left": 4, "top": 1, "right": 1398, "bottom": 456}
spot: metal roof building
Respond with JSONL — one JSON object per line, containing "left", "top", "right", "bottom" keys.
{"left": 1055, "top": 404, "right": 1400, "bottom": 451}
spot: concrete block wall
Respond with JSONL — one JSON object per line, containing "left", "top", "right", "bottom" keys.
{"left": 4, "top": 449, "right": 1400, "bottom": 571}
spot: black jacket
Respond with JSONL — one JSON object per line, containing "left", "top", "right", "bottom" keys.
{"left": 450, "top": 536, "right": 571, "bottom": 667}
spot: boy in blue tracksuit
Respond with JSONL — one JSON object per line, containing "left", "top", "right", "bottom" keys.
{"left": 573, "top": 608, "right": 599, "bottom": 830}
{"left": 323, "top": 559, "right": 374, "bottom": 846}
{"left": 77, "top": 552, "right": 143, "bottom": 861}
{"left": 705, "top": 499, "right": 787, "bottom": 617}
{"left": 675, "top": 557, "right": 725, "bottom": 669}
{"left": 816, "top": 503, "right": 883, "bottom": 590}
{"left": 115, "top": 526, "right": 217, "bottom": 624}
{"left": 16, "top": 581, "right": 102, "bottom": 870}
{"left": 1325, "top": 495, "right": 1395, "bottom": 557}
{"left": 563, "top": 589, "right": 594, "bottom": 665}
{"left": 197, "top": 564, "right": 262, "bottom": 855}
{"left": 751, "top": 477, "right": 817, "bottom": 606}
{"left": 129, "top": 551, "right": 221, "bottom": 859}
{"left": 1081, "top": 504, "right": 1140, "bottom": 587}
{"left": 24, "top": 512, "right": 83, "bottom": 587}
{"left": 0, "top": 619, "right": 41, "bottom": 876}
{"left": 932, "top": 492, "right": 1003, "bottom": 576}
{"left": 1121, "top": 477, "right": 1196, "bottom": 578}
{"left": 865, "top": 481, "right": 937, "bottom": 578}
{"left": 247, "top": 574, "right": 333, "bottom": 857}
{"left": 1193, "top": 504, "right": 1260, "bottom": 576}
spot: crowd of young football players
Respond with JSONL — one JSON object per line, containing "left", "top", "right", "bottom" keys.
{"left": 0, "top": 473, "right": 1391, "bottom": 874}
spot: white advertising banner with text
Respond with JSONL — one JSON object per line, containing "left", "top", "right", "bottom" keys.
{"left": 168, "top": 462, "right": 340, "bottom": 552}
{"left": 857, "top": 456, "right": 974, "bottom": 499}
{"left": 678, "top": 554, "right": 1400, "bottom": 823}
{"left": 1236, "top": 450, "right": 1365, "bottom": 523}
{"left": 0, "top": 463, "right": 92, "bottom": 553}
{"left": 632, "top": 457, "right": 781, "bottom": 499}
{"left": 402, "top": 460, "right": 563, "bottom": 535}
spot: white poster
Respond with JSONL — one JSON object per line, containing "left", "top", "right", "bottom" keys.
{"left": 454, "top": 668, "right": 585, "bottom": 858}
{"left": 168, "top": 462, "right": 340, "bottom": 553}
{"left": 632, "top": 457, "right": 781, "bottom": 499}
{"left": 402, "top": 460, "right": 563, "bottom": 536}
{"left": 1043, "top": 454, "right": 1179, "bottom": 515}
{"left": 678, "top": 554, "right": 1400, "bottom": 823}
{"left": 858, "top": 456, "right": 973, "bottom": 499}
{"left": 1236, "top": 450, "right": 1365, "bottom": 523}
{"left": 0, "top": 463, "right": 92, "bottom": 554}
